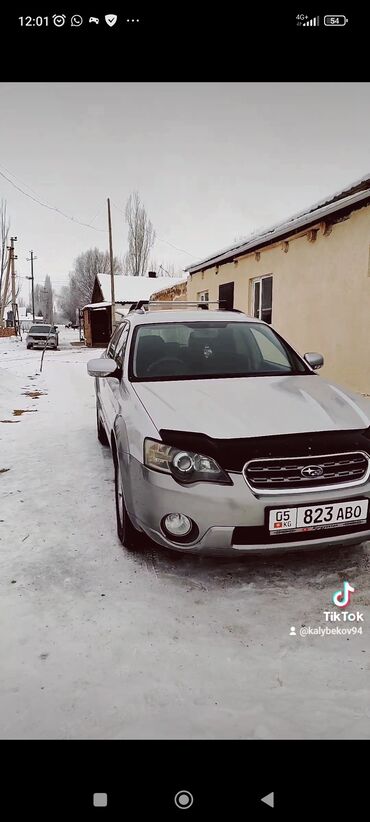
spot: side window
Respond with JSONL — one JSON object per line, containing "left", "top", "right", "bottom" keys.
{"left": 107, "top": 324, "right": 124, "bottom": 359}
{"left": 252, "top": 275, "right": 273, "bottom": 324}
{"left": 115, "top": 325, "right": 130, "bottom": 369}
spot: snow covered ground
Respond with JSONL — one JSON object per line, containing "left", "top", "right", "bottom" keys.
{"left": 0, "top": 329, "right": 369, "bottom": 739}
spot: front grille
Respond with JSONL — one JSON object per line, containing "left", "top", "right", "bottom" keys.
{"left": 244, "top": 452, "right": 369, "bottom": 493}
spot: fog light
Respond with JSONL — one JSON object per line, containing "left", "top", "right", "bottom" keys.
{"left": 164, "top": 513, "right": 192, "bottom": 536}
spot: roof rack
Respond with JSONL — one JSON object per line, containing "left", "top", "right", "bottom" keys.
{"left": 128, "top": 300, "right": 226, "bottom": 312}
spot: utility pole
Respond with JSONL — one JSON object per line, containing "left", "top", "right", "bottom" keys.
{"left": 11, "top": 237, "right": 18, "bottom": 335}
{"left": 10, "top": 237, "right": 21, "bottom": 336}
{"left": 26, "top": 251, "right": 36, "bottom": 322}
{"left": 0, "top": 240, "right": 12, "bottom": 326}
{"left": 107, "top": 198, "right": 115, "bottom": 333}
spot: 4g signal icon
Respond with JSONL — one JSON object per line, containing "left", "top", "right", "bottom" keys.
{"left": 296, "top": 14, "right": 320, "bottom": 26}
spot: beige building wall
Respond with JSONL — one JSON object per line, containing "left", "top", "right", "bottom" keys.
{"left": 187, "top": 205, "right": 370, "bottom": 394}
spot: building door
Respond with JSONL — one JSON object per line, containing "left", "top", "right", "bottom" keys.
{"left": 252, "top": 275, "right": 273, "bottom": 324}
{"left": 219, "top": 282, "right": 234, "bottom": 311}
{"left": 91, "top": 308, "right": 111, "bottom": 346}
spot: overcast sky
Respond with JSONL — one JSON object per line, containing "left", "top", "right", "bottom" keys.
{"left": 1, "top": 82, "right": 369, "bottom": 300}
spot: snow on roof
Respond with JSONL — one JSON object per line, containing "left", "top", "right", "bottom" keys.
{"left": 97, "top": 273, "right": 186, "bottom": 303}
{"left": 186, "top": 173, "right": 370, "bottom": 274}
{"left": 82, "top": 301, "right": 110, "bottom": 310}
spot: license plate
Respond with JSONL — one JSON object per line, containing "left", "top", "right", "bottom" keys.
{"left": 268, "top": 499, "right": 368, "bottom": 535}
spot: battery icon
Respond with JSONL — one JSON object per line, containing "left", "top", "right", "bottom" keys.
{"left": 324, "top": 15, "right": 348, "bottom": 25}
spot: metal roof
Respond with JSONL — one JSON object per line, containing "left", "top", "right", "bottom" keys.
{"left": 186, "top": 174, "right": 370, "bottom": 274}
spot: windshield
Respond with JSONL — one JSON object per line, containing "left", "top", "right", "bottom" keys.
{"left": 29, "top": 325, "right": 53, "bottom": 334}
{"left": 130, "top": 321, "right": 308, "bottom": 381}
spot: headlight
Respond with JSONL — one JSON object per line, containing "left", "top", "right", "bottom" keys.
{"left": 144, "top": 438, "right": 231, "bottom": 484}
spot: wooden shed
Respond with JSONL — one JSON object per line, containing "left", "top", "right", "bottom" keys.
{"left": 82, "top": 302, "right": 112, "bottom": 348}
{"left": 83, "top": 272, "right": 186, "bottom": 347}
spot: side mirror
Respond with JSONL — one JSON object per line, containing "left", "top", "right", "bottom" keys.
{"left": 304, "top": 352, "right": 324, "bottom": 370}
{"left": 87, "top": 359, "right": 120, "bottom": 379}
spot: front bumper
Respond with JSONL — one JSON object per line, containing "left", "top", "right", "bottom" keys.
{"left": 125, "top": 456, "right": 370, "bottom": 555}
{"left": 27, "top": 339, "right": 57, "bottom": 348}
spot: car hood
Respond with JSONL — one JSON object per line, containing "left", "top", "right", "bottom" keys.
{"left": 133, "top": 375, "right": 370, "bottom": 439}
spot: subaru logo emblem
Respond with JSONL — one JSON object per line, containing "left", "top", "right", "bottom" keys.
{"left": 301, "top": 465, "right": 323, "bottom": 478}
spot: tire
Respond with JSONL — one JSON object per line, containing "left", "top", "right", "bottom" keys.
{"left": 27, "top": 344, "right": 32, "bottom": 349}
{"left": 114, "top": 453, "right": 140, "bottom": 550}
{"left": 96, "top": 405, "right": 109, "bottom": 446}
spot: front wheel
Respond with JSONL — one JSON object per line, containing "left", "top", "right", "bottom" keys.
{"left": 27, "top": 344, "right": 32, "bottom": 349}
{"left": 114, "top": 455, "right": 141, "bottom": 550}
{"left": 96, "top": 405, "right": 109, "bottom": 446}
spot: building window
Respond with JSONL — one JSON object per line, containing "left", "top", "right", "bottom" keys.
{"left": 252, "top": 275, "right": 273, "bottom": 324}
{"left": 197, "top": 290, "right": 209, "bottom": 302}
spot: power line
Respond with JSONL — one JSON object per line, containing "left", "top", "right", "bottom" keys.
{"left": 86, "top": 203, "right": 105, "bottom": 226}
{"left": 0, "top": 165, "right": 105, "bottom": 232}
{"left": 154, "top": 236, "right": 198, "bottom": 258}
{"left": 0, "top": 162, "right": 45, "bottom": 199}
{"left": 0, "top": 162, "right": 199, "bottom": 259}
{"left": 111, "top": 200, "right": 198, "bottom": 259}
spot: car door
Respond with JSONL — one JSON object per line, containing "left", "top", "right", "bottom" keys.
{"left": 102, "top": 322, "right": 130, "bottom": 435}
{"left": 97, "top": 323, "right": 126, "bottom": 434}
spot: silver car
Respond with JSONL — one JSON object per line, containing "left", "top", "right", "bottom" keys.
{"left": 26, "top": 324, "right": 59, "bottom": 350}
{"left": 87, "top": 309, "right": 370, "bottom": 555}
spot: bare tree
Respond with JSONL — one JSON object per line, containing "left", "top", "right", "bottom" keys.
{"left": 57, "top": 247, "right": 121, "bottom": 323}
{"left": 72, "top": 247, "right": 121, "bottom": 306}
{"left": 2, "top": 276, "right": 21, "bottom": 309}
{"left": 34, "top": 283, "right": 44, "bottom": 316}
{"left": 159, "top": 263, "right": 176, "bottom": 277}
{"left": 42, "top": 275, "right": 53, "bottom": 323}
{"left": 58, "top": 284, "right": 78, "bottom": 324}
{"left": 124, "top": 192, "right": 155, "bottom": 276}
{"left": 149, "top": 259, "right": 176, "bottom": 278}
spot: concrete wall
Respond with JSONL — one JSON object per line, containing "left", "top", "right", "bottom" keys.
{"left": 187, "top": 205, "right": 370, "bottom": 394}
